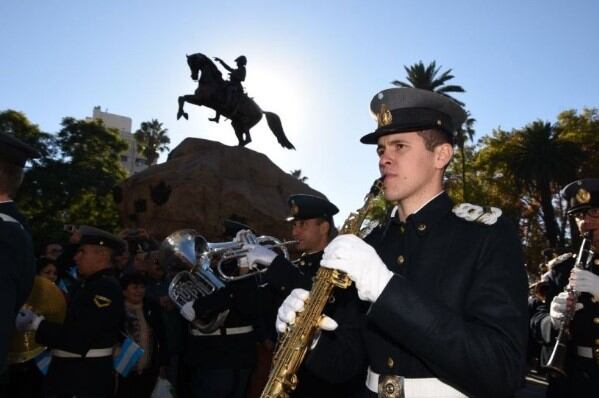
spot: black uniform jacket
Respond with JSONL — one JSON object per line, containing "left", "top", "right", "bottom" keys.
{"left": 0, "top": 201, "right": 35, "bottom": 371}
{"left": 530, "top": 251, "right": 599, "bottom": 394}
{"left": 307, "top": 193, "right": 529, "bottom": 398}
{"left": 36, "top": 267, "right": 124, "bottom": 395}
{"left": 186, "top": 275, "right": 260, "bottom": 370}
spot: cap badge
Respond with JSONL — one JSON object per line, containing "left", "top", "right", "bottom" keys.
{"left": 377, "top": 104, "right": 392, "bottom": 128}
{"left": 291, "top": 201, "right": 299, "bottom": 216}
{"left": 576, "top": 188, "right": 591, "bottom": 204}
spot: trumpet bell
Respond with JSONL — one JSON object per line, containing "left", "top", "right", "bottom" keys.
{"left": 9, "top": 276, "right": 67, "bottom": 364}
{"left": 160, "top": 229, "right": 200, "bottom": 272}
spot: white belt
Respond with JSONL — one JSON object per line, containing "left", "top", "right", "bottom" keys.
{"left": 366, "top": 367, "right": 466, "bottom": 398}
{"left": 191, "top": 325, "right": 253, "bottom": 336}
{"left": 577, "top": 345, "right": 594, "bottom": 359}
{"left": 52, "top": 348, "right": 113, "bottom": 358}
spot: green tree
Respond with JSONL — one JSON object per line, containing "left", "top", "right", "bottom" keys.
{"left": 392, "top": 60, "right": 465, "bottom": 105}
{"left": 134, "top": 119, "right": 170, "bottom": 165}
{"left": 476, "top": 121, "right": 582, "bottom": 248}
{"left": 0, "top": 110, "right": 55, "bottom": 159}
{"left": 15, "top": 115, "right": 128, "bottom": 245}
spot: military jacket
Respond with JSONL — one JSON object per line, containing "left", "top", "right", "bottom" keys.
{"left": 35, "top": 267, "right": 124, "bottom": 395}
{"left": 530, "top": 250, "right": 599, "bottom": 395}
{"left": 0, "top": 201, "right": 35, "bottom": 372}
{"left": 309, "top": 193, "right": 528, "bottom": 398}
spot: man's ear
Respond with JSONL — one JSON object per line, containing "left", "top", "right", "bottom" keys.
{"left": 434, "top": 143, "right": 453, "bottom": 169}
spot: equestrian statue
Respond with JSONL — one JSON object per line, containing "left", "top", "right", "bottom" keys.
{"left": 177, "top": 53, "right": 295, "bottom": 150}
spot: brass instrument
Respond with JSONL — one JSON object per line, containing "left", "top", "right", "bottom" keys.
{"left": 9, "top": 276, "right": 67, "bottom": 363}
{"left": 260, "top": 178, "right": 384, "bottom": 398}
{"left": 545, "top": 233, "right": 595, "bottom": 376}
{"left": 160, "top": 229, "right": 295, "bottom": 333}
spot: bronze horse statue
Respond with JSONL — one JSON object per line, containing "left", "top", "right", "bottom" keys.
{"left": 177, "top": 53, "right": 295, "bottom": 149}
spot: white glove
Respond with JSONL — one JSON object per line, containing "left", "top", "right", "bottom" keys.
{"left": 321, "top": 234, "right": 394, "bottom": 303}
{"left": 15, "top": 307, "right": 44, "bottom": 332}
{"left": 234, "top": 229, "right": 255, "bottom": 244}
{"left": 240, "top": 244, "right": 277, "bottom": 270}
{"left": 570, "top": 268, "right": 599, "bottom": 301}
{"left": 549, "top": 291, "right": 583, "bottom": 329}
{"left": 180, "top": 301, "right": 196, "bottom": 322}
{"left": 275, "top": 289, "right": 338, "bottom": 334}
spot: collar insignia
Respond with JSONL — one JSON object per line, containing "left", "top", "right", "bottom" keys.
{"left": 93, "top": 295, "right": 112, "bottom": 308}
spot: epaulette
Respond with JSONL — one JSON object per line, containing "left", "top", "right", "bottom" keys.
{"left": 452, "top": 203, "right": 502, "bottom": 225}
{"left": 547, "top": 253, "right": 574, "bottom": 270}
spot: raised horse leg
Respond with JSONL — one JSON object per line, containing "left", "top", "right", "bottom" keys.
{"left": 177, "top": 95, "right": 191, "bottom": 120}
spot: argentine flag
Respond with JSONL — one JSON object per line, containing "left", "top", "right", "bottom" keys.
{"left": 35, "top": 350, "right": 52, "bottom": 375}
{"left": 113, "top": 337, "right": 144, "bottom": 377}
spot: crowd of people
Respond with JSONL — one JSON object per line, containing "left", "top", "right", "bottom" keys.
{"left": 1, "top": 86, "right": 597, "bottom": 398}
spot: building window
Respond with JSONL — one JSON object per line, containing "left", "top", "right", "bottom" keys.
{"left": 121, "top": 155, "right": 128, "bottom": 162}
{"left": 135, "top": 159, "right": 147, "bottom": 167}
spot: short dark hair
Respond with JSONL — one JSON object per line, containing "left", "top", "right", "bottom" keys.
{"left": 0, "top": 159, "right": 24, "bottom": 197}
{"left": 120, "top": 272, "right": 146, "bottom": 290}
{"left": 416, "top": 129, "right": 452, "bottom": 151}
{"left": 316, "top": 217, "right": 338, "bottom": 243}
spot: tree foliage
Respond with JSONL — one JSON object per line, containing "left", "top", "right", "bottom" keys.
{"left": 1, "top": 110, "right": 128, "bottom": 247}
{"left": 392, "top": 60, "right": 466, "bottom": 105}
{"left": 134, "top": 119, "right": 170, "bottom": 165}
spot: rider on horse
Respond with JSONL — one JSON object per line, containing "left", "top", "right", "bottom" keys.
{"left": 210, "top": 55, "right": 247, "bottom": 123}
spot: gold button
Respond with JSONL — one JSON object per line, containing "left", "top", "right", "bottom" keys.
{"left": 417, "top": 223, "right": 427, "bottom": 232}
{"left": 400, "top": 225, "right": 405, "bottom": 234}
{"left": 594, "top": 259, "right": 599, "bottom": 266}
{"left": 593, "top": 317, "right": 599, "bottom": 324}
{"left": 595, "top": 338, "right": 599, "bottom": 345}
{"left": 387, "top": 357, "right": 394, "bottom": 368}
{"left": 592, "top": 296, "right": 598, "bottom": 304}
{"left": 397, "top": 255, "right": 405, "bottom": 265}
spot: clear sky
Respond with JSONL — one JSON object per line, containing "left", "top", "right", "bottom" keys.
{"left": 2, "top": 1, "right": 598, "bottom": 225}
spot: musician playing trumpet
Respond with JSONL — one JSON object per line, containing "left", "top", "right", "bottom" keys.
{"left": 531, "top": 178, "right": 599, "bottom": 397}
{"left": 276, "top": 87, "right": 529, "bottom": 397}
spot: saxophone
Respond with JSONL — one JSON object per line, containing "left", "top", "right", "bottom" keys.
{"left": 260, "top": 178, "right": 384, "bottom": 398}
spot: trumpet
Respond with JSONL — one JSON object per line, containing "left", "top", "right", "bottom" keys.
{"left": 160, "top": 229, "right": 295, "bottom": 332}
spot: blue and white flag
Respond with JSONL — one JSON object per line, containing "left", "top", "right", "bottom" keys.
{"left": 57, "top": 278, "right": 68, "bottom": 294}
{"left": 35, "top": 350, "right": 52, "bottom": 375}
{"left": 113, "top": 337, "right": 144, "bottom": 377}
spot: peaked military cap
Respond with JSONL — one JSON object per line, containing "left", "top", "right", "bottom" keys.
{"left": 78, "top": 225, "right": 127, "bottom": 254}
{"left": 0, "top": 132, "right": 41, "bottom": 167}
{"left": 286, "top": 194, "right": 339, "bottom": 222}
{"left": 360, "top": 87, "right": 467, "bottom": 144}
{"left": 561, "top": 178, "right": 599, "bottom": 215}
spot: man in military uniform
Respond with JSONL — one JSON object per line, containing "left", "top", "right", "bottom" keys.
{"left": 210, "top": 55, "right": 247, "bottom": 123}
{"left": 530, "top": 178, "right": 599, "bottom": 397}
{"left": 16, "top": 226, "right": 126, "bottom": 398}
{"left": 241, "top": 195, "right": 368, "bottom": 396}
{"left": 0, "top": 132, "right": 39, "bottom": 376}
{"left": 277, "top": 87, "right": 529, "bottom": 397}
{"left": 178, "top": 220, "right": 261, "bottom": 398}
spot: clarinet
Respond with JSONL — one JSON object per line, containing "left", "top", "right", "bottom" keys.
{"left": 545, "top": 232, "right": 595, "bottom": 376}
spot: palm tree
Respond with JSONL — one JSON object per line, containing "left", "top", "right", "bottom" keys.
{"left": 454, "top": 113, "right": 476, "bottom": 201}
{"left": 134, "top": 119, "right": 170, "bottom": 166}
{"left": 495, "top": 121, "right": 582, "bottom": 247}
{"left": 392, "top": 60, "right": 465, "bottom": 105}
